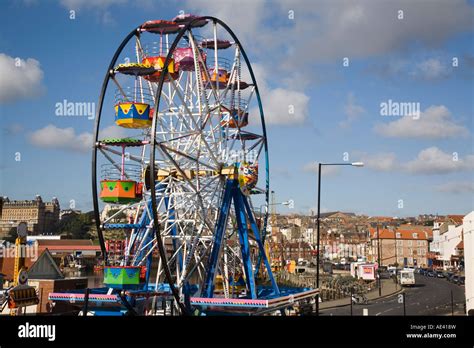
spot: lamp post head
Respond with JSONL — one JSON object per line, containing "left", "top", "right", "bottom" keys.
{"left": 351, "top": 162, "right": 364, "bottom": 167}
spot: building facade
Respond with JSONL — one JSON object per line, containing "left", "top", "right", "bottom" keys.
{"left": 429, "top": 215, "right": 464, "bottom": 270}
{"left": 463, "top": 212, "right": 474, "bottom": 314}
{"left": 0, "top": 196, "right": 60, "bottom": 238}
{"left": 368, "top": 227, "right": 430, "bottom": 267}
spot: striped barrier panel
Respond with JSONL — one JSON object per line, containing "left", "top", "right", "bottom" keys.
{"left": 48, "top": 292, "right": 119, "bottom": 303}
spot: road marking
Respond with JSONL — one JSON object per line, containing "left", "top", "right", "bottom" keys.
{"left": 376, "top": 308, "right": 394, "bottom": 316}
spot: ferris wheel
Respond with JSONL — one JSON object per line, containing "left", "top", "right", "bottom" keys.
{"left": 92, "top": 15, "right": 279, "bottom": 315}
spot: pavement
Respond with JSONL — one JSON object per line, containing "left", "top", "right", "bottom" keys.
{"left": 320, "top": 274, "right": 466, "bottom": 316}
{"left": 320, "top": 278, "right": 401, "bottom": 310}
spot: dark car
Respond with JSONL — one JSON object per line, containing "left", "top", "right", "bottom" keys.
{"left": 455, "top": 276, "right": 466, "bottom": 285}
{"left": 435, "top": 271, "right": 445, "bottom": 278}
{"left": 448, "top": 274, "right": 458, "bottom": 283}
{"left": 427, "top": 271, "right": 436, "bottom": 277}
{"left": 419, "top": 268, "right": 427, "bottom": 275}
{"left": 445, "top": 272, "right": 454, "bottom": 281}
{"left": 452, "top": 275, "right": 463, "bottom": 285}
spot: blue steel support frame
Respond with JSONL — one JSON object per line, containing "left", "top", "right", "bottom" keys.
{"left": 128, "top": 184, "right": 165, "bottom": 288}
{"left": 241, "top": 194, "right": 280, "bottom": 296}
{"left": 233, "top": 184, "right": 258, "bottom": 299}
{"left": 139, "top": 200, "right": 153, "bottom": 287}
{"left": 203, "top": 179, "right": 234, "bottom": 298}
{"left": 204, "top": 178, "right": 281, "bottom": 299}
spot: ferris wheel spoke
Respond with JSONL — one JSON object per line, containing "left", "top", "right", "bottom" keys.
{"left": 110, "top": 77, "right": 131, "bottom": 103}
{"left": 167, "top": 75, "right": 205, "bottom": 130}
{"left": 159, "top": 143, "right": 218, "bottom": 171}
{"left": 99, "top": 146, "right": 145, "bottom": 164}
{"left": 188, "top": 31, "right": 219, "bottom": 111}
{"left": 156, "top": 145, "right": 216, "bottom": 231}
{"left": 218, "top": 45, "right": 240, "bottom": 103}
{"left": 98, "top": 148, "right": 131, "bottom": 180}
{"left": 167, "top": 73, "right": 221, "bottom": 163}
{"left": 179, "top": 239, "right": 213, "bottom": 288}
{"left": 102, "top": 200, "right": 144, "bottom": 225}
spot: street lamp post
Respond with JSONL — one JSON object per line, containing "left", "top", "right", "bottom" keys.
{"left": 315, "top": 162, "right": 364, "bottom": 316}
{"left": 394, "top": 227, "right": 398, "bottom": 290}
{"left": 377, "top": 224, "right": 382, "bottom": 297}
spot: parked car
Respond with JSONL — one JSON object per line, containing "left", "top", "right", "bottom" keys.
{"left": 453, "top": 276, "right": 466, "bottom": 285}
{"left": 435, "top": 271, "right": 445, "bottom": 278}
{"left": 445, "top": 272, "right": 454, "bottom": 281}
{"left": 427, "top": 271, "right": 436, "bottom": 277}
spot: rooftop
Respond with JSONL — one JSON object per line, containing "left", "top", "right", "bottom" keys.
{"left": 368, "top": 227, "right": 431, "bottom": 240}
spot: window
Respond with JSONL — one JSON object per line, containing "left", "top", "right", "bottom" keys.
{"left": 396, "top": 232, "right": 401, "bottom": 238}
{"left": 408, "top": 248, "right": 413, "bottom": 255}
{"left": 396, "top": 240, "right": 403, "bottom": 246}
{"left": 397, "top": 248, "right": 403, "bottom": 256}
{"left": 407, "top": 240, "right": 412, "bottom": 247}
{"left": 413, "top": 233, "right": 418, "bottom": 239}
{"left": 408, "top": 257, "right": 413, "bottom": 264}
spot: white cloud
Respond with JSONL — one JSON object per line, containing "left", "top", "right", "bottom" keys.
{"left": 276, "top": 0, "right": 474, "bottom": 64}
{"left": 339, "top": 92, "right": 365, "bottom": 128}
{"left": 100, "top": 125, "right": 127, "bottom": 139}
{"left": 184, "top": 0, "right": 473, "bottom": 64}
{"left": 412, "top": 58, "right": 450, "bottom": 80}
{"left": 28, "top": 124, "right": 125, "bottom": 153}
{"left": 260, "top": 87, "right": 309, "bottom": 125}
{"left": 361, "top": 152, "right": 398, "bottom": 172}
{"left": 374, "top": 105, "right": 469, "bottom": 139}
{"left": 435, "top": 181, "right": 474, "bottom": 194}
{"left": 403, "top": 147, "right": 474, "bottom": 175}
{"left": 182, "top": 0, "right": 269, "bottom": 50}
{"left": 358, "top": 147, "right": 474, "bottom": 175}
{"left": 247, "top": 63, "right": 310, "bottom": 125}
{"left": 29, "top": 125, "right": 92, "bottom": 153}
{"left": 0, "top": 53, "right": 45, "bottom": 103}
{"left": 371, "top": 56, "right": 454, "bottom": 81}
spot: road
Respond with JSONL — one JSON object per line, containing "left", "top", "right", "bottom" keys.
{"left": 320, "top": 274, "right": 466, "bottom": 316}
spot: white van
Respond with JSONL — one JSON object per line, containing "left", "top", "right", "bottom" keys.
{"left": 398, "top": 269, "right": 415, "bottom": 286}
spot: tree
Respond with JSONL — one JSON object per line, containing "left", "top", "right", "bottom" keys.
{"left": 55, "top": 212, "right": 94, "bottom": 239}
{"left": 5, "top": 227, "right": 18, "bottom": 243}
{"left": 107, "top": 208, "right": 127, "bottom": 222}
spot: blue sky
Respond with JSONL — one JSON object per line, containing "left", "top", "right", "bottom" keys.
{"left": 0, "top": 0, "right": 473, "bottom": 217}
